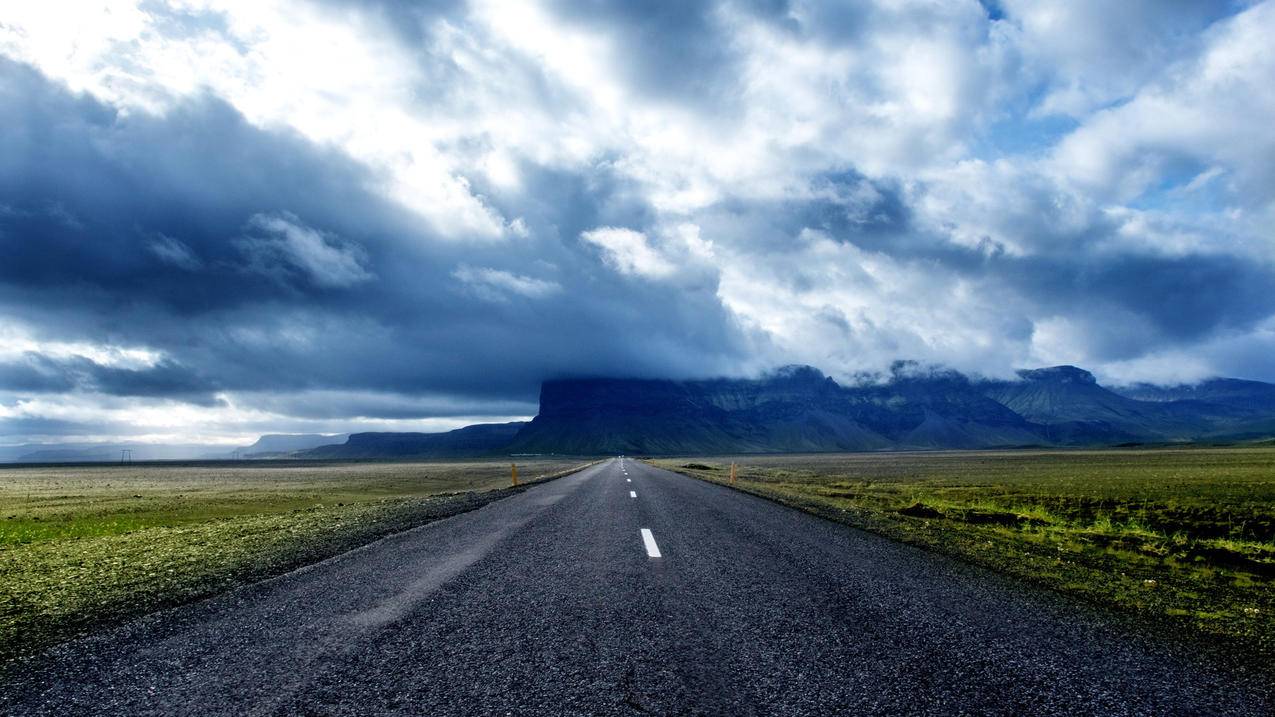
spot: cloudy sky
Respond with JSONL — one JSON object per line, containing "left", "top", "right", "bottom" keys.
{"left": 2, "top": 0, "right": 1273, "bottom": 445}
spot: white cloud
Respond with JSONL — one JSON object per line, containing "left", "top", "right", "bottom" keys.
{"left": 241, "top": 212, "right": 373, "bottom": 288}
{"left": 148, "top": 234, "right": 202, "bottom": 270}
{"left": 580, "top": 227, "right": 678, "bottom": 278}
{"left": 1001, "top": 0, "right": 1227, "bottom": 118}
{"left": 715, "top": 229, "right": 1029, "bottom": 380}
{"left": 1047, "top": 2, "right": 1275, "bottom": 207}
{"left": 452, "top": 265, "right": 561, "bottom": 300}
{"left": 0, "top": 317, "right": 163, "bottom": 369}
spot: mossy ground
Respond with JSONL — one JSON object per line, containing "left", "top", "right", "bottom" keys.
{"left": 0, "top": 459, "right": 587, "bottom": 663}
{"left": 652, "top": 447, "right": 1275, "bottom": 657}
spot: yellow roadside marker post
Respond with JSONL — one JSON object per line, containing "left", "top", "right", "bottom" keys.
{"left": 730, "top": 463, "right": 737, "bottom": 484}
{"left": 511, "top": 463, "right": 519, "bottom": 487}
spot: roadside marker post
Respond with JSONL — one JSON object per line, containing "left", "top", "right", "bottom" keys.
{"left": 511, "top": 463, "right": 519, "bottom": 486}
{"left": 731, "top": 463, "right": 737, "bottom": 484}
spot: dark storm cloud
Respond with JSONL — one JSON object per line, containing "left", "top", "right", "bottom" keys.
{"left": 996, "top": 251, "right": 1275, "bottom": 359}
{"left": 0, "top": 415, "right": 109, "bottom": 440}
{"left": 0, "top": 58, "right": 753, "bottom": 416}
{"left": 691, "top": 172, "right": 915, "bottom": 261}
{"left": 782, "top": 172, "right": 914, "bottom": 252}
{"left": 0, "top": 354, "right": 78, "bottom": 393}
{"left": 0, "top": 353, "right": 222, "bottom": 405}
{"left": 0, "top": 59, "right": 391, "bottom": 316}
{"left": 464, "top": 158, "right": 656, "bottom": 249}
{"left": 235, "top": 391, "right": 538, "bottom": 421}
{"left": 86, "top": 360, "right": 225, "bottom": 406}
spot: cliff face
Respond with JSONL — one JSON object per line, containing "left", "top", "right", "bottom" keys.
{"left": 508, "top": 367, "right": 1046, "bottom": 455}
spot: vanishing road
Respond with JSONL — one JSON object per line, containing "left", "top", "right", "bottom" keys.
{"left": 1, "top": 458, "right": 1270, "bottom": 715}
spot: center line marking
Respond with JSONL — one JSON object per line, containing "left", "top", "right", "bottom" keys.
{"left": 629, "top": 490, "right": 636, "bottom": 498}
{"left": 626, "top": 478, "right": 631, "bottom": 482}
{"left": 640, "top": 528, "right": 662, "bottom": 558}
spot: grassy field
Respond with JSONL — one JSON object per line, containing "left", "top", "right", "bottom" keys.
{"left": 652, "top": 447, "right": 1275, "bottom": 656}
{"left": 0, "top": 458, "right": 588, "bottom": 663}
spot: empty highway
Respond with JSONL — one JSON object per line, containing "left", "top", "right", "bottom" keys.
{"left": 1, "top": 458, "right": 1269, "bottom": 715}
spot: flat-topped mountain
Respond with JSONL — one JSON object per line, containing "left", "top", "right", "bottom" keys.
{"left": 506, "top": 365, "right": 1040, "bottom": 454}
{"left": 301, "top": 422, "right": 527, "bottom": 459}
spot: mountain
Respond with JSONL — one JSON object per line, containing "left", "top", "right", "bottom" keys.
{"left": 508, "top": 364, "right": 1275, "bottom": 455}
{"left": 1113, "top": 378, "right": 1275, "bottom": 407}
{"left": 1109, "top": 378, "right": 1275, "bottom": 440}
{"left": 229, "top": 433, "right": 348, "bottom": 458}
{"left": 299, "top": 422, "right": 528, "bottom": 459}
{"left": 975, "top": 367, "right": 1275, "bottom": 442}
{"left": 507, "top": 365, "right": 1046, "bottom": 455}
{"left": 11, "top": 366, "right": 1275, "bottom": 462}
{"left": 977, "top": 366, "right": 1196, "bottom": 443}
{"left": 0, "top": 435, "right": 348, "bottom": 464}
{"left": 4, "top": 443, "right": 226, "bottom": 464}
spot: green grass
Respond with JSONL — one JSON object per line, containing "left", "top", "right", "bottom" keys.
{"left": 0, "top": 459, "right": 588, "bottom": 663}
{"left": 651, "top": 447, "right": 1275, "bottom": 656}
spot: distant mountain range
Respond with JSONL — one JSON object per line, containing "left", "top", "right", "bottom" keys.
{"left": 223, "top": 433, "right": 349, "bottom": 459}
{"left": 0, "top": 442, "right": 227, "bottom": 464}
{"left": 0, "top": 434, "right": 347, "bottom": 464}
{"left": 297, "top": 364, "right": 1275, "bottom": 458}
{"left": 9, "top": 365, "right": 1275, "bottom": 463}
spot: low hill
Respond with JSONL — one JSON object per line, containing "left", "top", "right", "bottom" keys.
{"left": 299, "top": 422, "right": 527, "bottom": 459}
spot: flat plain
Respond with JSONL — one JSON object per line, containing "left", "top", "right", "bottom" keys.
{"left": 5, "top": 458, "right": 1271, "bottom": 715}
{"left": 0, "top": 458, "right": 587, "bottom": 662}
{"left": 653, "top": 446, "right": 1275, "bottom": 658}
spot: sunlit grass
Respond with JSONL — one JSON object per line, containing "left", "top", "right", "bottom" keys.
{"left": 0, "top": 459, "right": 588, "bottom": 662}
{"left": 653, "top": 447, "right": 1275, "bottom": 658}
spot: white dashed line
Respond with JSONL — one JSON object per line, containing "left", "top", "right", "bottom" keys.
{"left": 640, "top": 528, "right": 662, "bottom": 558}
{"left": 626, "top": 478, "right": 631, "bottom": 482}
{"left": 629, "top": 490, "right": 636, "bottom": 498}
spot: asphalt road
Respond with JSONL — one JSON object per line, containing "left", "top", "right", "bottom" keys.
{"left": 1, "top": 458, "right": 1270, "bottom": 715}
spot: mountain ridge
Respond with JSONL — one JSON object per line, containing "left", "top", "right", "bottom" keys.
{"left": 501, "top": 364, "right": 1275, "bottom": 456}
{"left": 11, "top": 365, "right": 1275, "bottom": 463}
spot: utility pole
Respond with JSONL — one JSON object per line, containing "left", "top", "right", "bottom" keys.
{"left": 120, "top": 449, "right": 133, "bottom": 465}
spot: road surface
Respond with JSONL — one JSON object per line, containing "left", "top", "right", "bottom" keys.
{"left": 1, "top": 458, "right": 1270, "bottom": 715}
